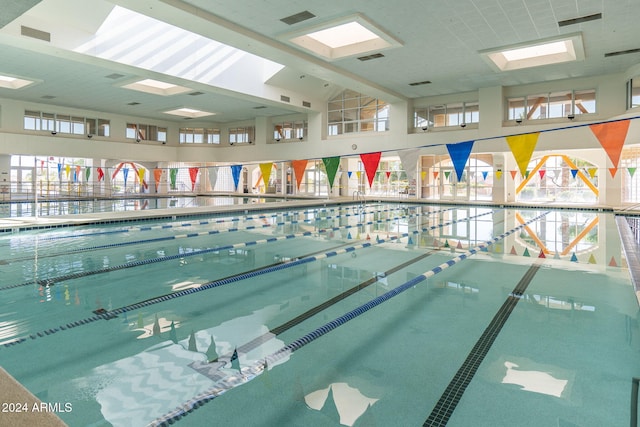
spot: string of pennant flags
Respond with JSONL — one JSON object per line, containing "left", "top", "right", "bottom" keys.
{"left": 42, "top": 117, "right": 634, "bottom": 192}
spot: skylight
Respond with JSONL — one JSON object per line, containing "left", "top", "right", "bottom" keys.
{"left": 306, "top": 22, "right": 379, "bottom": 49}
{"left": 0, "top": 74, "right": 35, "bottom": 89}
{"left": 283, "top": 14, "right": 402, "bottom": 60}
{"left": 480, "top": 33, "right": 584, "bottom": 72}
{"left": 121, "top": 79, "right": 191, "bottom": 96}
{"left": 164, "top": 108, "right": 215, "bottom": 118}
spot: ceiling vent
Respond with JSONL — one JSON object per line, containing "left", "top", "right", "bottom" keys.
{"left": 605, "top": 48, "right": 640, "bottom": 58}
{"left": 21, "top": 25, "right": 50, "bottom": 42}
{"left": 558, "top": 13, "right": 602, "bottom": 27}
{"left": 280, "top": 11, "right": 316, "bottom": 25}
{"left": 41, "top": 95, "right": 56, "bottom": 99}
{"left": 409, "top": 80, "right": 432, "bottom": 86}
{"left": 280, "top": 95, "right": 291, "bottom": 103}
{"left": 127, "top": 102, "right": 140, "bottom": 106}
{"left": 105, "top": 73, "right": 125, "bottom": 80}
{"left": 357, "top": 53, "right": 384, "bottom": 61}
{"left": 253, "top": 106, "right": 267, "bottom": 109}
{"left": 188, "top": 91, "right": 204, "bottom": 96}
{"left": 302, "top": 101, "right": 311, "bottom": 108}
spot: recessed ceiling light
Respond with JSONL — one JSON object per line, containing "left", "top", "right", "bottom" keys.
{"left": 283, "top": 13, "right": 402, "bottom": 60}
{"left": 480, "top": 33, "right": 584, "bottom": 72}
{"left": 0, "top": 74, "right": 36, "bottom": 89}
{"left": 164, "top": 108, "right": 215, "bottom": 118}
{"left": 120, "top": 78, "right": 191, "bottom": 96}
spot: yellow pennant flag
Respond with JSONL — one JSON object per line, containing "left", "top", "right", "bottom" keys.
{"left": 505, "top": 133, "right": 540, "bottom": 177}
{"left": 587, "top": 168, "right": 597, "bottom": 178}
{"left": 356, "top": 171, "right": 362, "bottom": 179}
{"left": 421, "top": 171, "right": 427, "bottom": 180}
{"left": 138, "top": 168, "right": 145, "bottom": 182}
{"left": 259, "top": 163, "right": 273, "bottom": 187}
{"left": 495, "top": 170, "right": 503, "bottom": 180}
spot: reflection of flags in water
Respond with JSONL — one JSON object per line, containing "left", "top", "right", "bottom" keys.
{"left": 230, "top": 348, "right": 241, "bottom": 372}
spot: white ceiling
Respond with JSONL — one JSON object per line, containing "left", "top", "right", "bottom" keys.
{"left": 0, "top": 0, "right": 639, "bottom": 124}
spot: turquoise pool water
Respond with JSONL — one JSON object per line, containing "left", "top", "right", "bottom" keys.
{"left": 0, "top": 203, "right": 637, "bottom": 426}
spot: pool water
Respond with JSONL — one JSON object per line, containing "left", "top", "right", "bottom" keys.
{"left": 0, "top": 203, "right": 637, "bottom": 426}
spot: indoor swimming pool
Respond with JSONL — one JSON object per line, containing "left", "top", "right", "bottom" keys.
{"left": 0, "top": 202, "right": 638, "bottom": 426}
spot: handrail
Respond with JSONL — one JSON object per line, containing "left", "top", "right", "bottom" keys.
{"left": 633, "top": 377, "right": 639, "bottom": 427}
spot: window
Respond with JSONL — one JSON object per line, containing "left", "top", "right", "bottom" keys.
{"left": 126, "top": 123, "right": 167, "bottom": 142}
{"left": 507, "top": 89, "right": 596, "bottom": 122}
{"left": 628, "top": 78, "right": 640, "bottom": 109}
{"left": 272, "top": 120, "right": 307, "bottom": 142}
{"left": 414, "top": 101, "right": 479, "bottom": 129}
{"left": 328, "top": 90, "right": 388, "bottom": 136}
{"left": 179, "top": 128, "right": 220, "bottom": 144}
{"left": 229, "top": 126, "right": 254, "bottom": 144}
{"left": 23, "top": 111, "right": 110, "bottom": 136}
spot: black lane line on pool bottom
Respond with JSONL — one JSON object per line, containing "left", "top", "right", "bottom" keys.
{"left": 208, "top": 250, "right": 436, "bottom": 363}
{"left": 423, "top": 262, "right": 542, "bottom": 427}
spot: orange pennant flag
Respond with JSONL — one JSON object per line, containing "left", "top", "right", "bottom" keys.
{"left": 609, "top": 168, "right": 618, "bottom": 178}
{"left": 291, "top": 160, "right": 308, "bottom": 191}
{"left": 510, "top": 170, "right": 518, "bottom": 180}
{"left": 589, "top": 120, "right": 630, "bottom": 168}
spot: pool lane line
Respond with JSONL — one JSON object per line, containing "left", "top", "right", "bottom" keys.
{"left": 1, "top": 210, "right": 493, "bottom": 347}
{"left": 0, "top": 204, "right": 431, "bottom": 264}
{"left": 0, "top": 205, "right": 462, "bottom": 290}
{"left": 147, "top": 211, "right": 550, "bottom": 427}
{"left": 3, "top": 203, "right": 391, "bottom": 243}
{"left": 209, "top": 249, "right": 437, "bottom": 363}
{"left": 423, "top": 262, "right": 542, "bottom": 427}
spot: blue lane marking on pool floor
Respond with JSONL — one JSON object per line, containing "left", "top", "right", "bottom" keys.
{"left": 423, "top": 262, "right": 542, "bottom": 427}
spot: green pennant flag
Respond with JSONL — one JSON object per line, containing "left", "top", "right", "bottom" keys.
{"left": 322, "top": 157, "right": 341, "bottom": 189}
{"left": 629, "top": 167, "right": 637, "bottom": 177}
{"left": 169, "top": 168, "right": 178, "bottom": 189}
{"left": 85, "top": 167, "right": 91, "bottom": 181}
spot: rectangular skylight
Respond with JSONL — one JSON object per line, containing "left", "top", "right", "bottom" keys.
{"left": 121, "top": 79, "right": 191, "bottom": 96}
{"left": 164, "top": 108, "right": 215, "bottom": 118}
{"left": 306, "top": 22, "right": 379, "bottom": 49}
{"left": 0, "top": 74, "right": 35, "bottom": 89}
{"left": 480, "top": 33, "right": 584, "bottom": 72}
{"left": 283, "top": 13, "right": 402, "bottom": 60}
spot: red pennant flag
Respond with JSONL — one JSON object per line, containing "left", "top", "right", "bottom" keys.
{"left": 538, "top": 170, "right": 546, "bottom": 179}
{"left": 385, "top": 171, "right": 391, "bottom": 179}
{"left": 510, "top": 170, "right": 518, "bottom": 180}
{"left": 360, "top": 152, "right": 382, "bottom": 188}
{"left": 97, "top": 167, "right": 104, "bottom": 182}
{"left": 188, "top": 167, "right": 199, "bottom": 191}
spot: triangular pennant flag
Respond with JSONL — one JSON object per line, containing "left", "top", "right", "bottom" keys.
{"left": 207, "top": 167, "right": 218, "bottom": 191}
{"left": 570, "top": 169, "right": 578, "bottom": 178}
{"left": 446, "top": 140, "right": 475, "bottom": 182}
{"left": 506, "top": 132, "right": 540, "bottom": 177}
{"left": 360, "top": 152, "right": 382, "bottom": 188}
{"left": 456, "top": 240, "right": 463, "bottom": 249}
{"left": 65, "top": 164, "right": 71, "bottom": 178}
{"left": 588, "top": 168, "right": 597, "bottom": 178}
{"left": 510, "top": 170, "right": 517, "bottom": 180}
{"left": 588, "top": 254, "right": 596, "bottom": 264}
{"left": 589, "top": 120, "right": 630, "bottom": 168}
{"left": 85, "top": 167, "right": 91, "bottom": 181}
{"left": 538, "top": 249, "right": 546, "bottom": 258}
{"left": 322, "top": 157, "right": 341, "bottom": 188}
{"left": 356, "top": 171, "right": 362, "bottom": 179}
{"left": 291, "top": 160, "right": 308, "bottom": 191}
{"left": 122, "top": 167, "right": 129, "bottom": 186}
{"left": 206, "top": 336, "right": 218, "bottom": 362}
{"left": 609, "top": 168, "right": 618, "bottom": 178}
{"left": 188, "top": 167, "right": 199, "bottom": 191}
{"left": 482, "top": 171, "right": 488, "bottom": 181}
{"left": 510, "top": 246, "right": 517, "bottom": 255}
{"left": 154, "top": 168, "right": 163, "bottom": 191}
{"left": 138, "top": 168, "right": 145, "bottom": 183}
{"left": 408, "top": 236, "right": 414, "bottom": 245}
{"left": 523, "top": 248, "right": 530, "bottom": 257}
{"left": 629, "top": 167, "right": 637, "bottom": 177}
{"left": 538, "top": 170, "right": 546, "bottom": 179}
{"left": 169, "top": 168, "right": 178, "bottom": 189}
{"left": 74, "top": 165, "right": 80, "bottom": 181}
{"left": 570, "top": 252, "right": 578, "bottom": 262}
{"left": 432, "top": 171, "right": 438, "bottom": 179}
{"left": 153, "top": 315, "right": 161, "bottom": 336}
{"left": 347, "top": 171, "right": 352, "bottom": 178}
{"left": 97, "top": 167, "right": 104, "bottom": 182}
{"left": 444, "top": 171, "right": 451, "bottom": 180}
{"left": 496, "top": 170, "right": 503, "bottom": 180}
{"left": 347, "top": 232, "right": 352, "bottom": 239}
{"left": 230, "top": 165, "right": 242, "bottom": 191}
{"left": 259, "top": 163, "right": 274, "bottom": 189}
{"left": 398, "top": 148, "right": 419, "bottom": 184}
{"left": 169, "top": 321, "right": 178, "bottom": 344}
{"left": 609, "top": 256, "right": 618, "bottom": 267}
{"left": 444, "top": 239, "right": 450, "bottom": 248}
{"left": 385, "top": 171, "right": 391, "bottom": 179}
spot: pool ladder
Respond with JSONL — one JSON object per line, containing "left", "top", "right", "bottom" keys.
{"left": 353, "top": 190, "right": 364, "bottom": 206}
